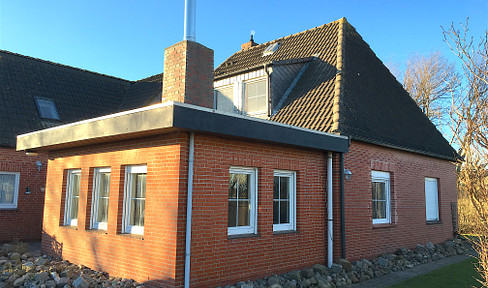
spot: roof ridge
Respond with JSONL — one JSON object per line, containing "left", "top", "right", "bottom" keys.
{"left": 0, "top": 49, "right": 131, "bottom": 83}
{"left": 218, "top": 18, "right": 344, "bottom": 63}
{"left": 331, "top": 17, "right": 347, "bottom": 134}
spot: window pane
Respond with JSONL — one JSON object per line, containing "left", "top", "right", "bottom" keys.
{"left": 244, "top": 80, "right": 267, "bottom": 113}
{"left": 98, "top": 173, "right": 110, "bottom": 197}
{"left": 228, "top": 201, "right": 237, "bottom": 227}
{"left": 71, "top": 174, "right": 80, "bottom": 197}
{"left": 373, "top": 200, "right": 386, "bottom": 219}
{"left": 372, "top": 182, "right": 386, "bottom": 200}
{"left": 237, "top": 174, "right": 249, "bottom": 199}
{"left": 273, "top": 176, "right": 279, "bottom": 199}
{"left": 280, "top": 201, "right": 290, "bottom": 224}
{"left": 130, "top": 199, "right": 145, "bottom": 226}
{"left": 70, "top": 196, "right": 79, "bottom": 221}
{"left": 97, "top": 198, "right": 109, "bottom": 223}
{"left": 216, "top": 87, "right": 234, "bottom": 113}
{"left": 237, "top": 200, "right": 250, "bottom": 226}
{"left": 0, "top": 174, "right": 15, "bottom": 204}
{"left": 229, "top": 174, "right": 237, "bottom": 199}
{"left": 280, "top": 177, "right": 289, "bottom": 200}
{"left": 133, "top": 174, "right": 146, "bottom": 198}
{"left": 273, "top": 201, "right": 279, "bottom": 224}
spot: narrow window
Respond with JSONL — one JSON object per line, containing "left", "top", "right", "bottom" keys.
{"left": 215, "top": 86, "right": 235, "bottom": 113}
{"left": 64, "top": 169, "right": 81, "bottom": 226}
{"left": 273, "top": 170, "right": 296, "bottom": 232}
{"left": 372, "top": 171, "right": 390, "bottom": 224}
{"left": 91, "top": 167, "right": 111, "bottom": 230}
{"left": 425, "top": 177, "right": 439, "bottom": 221}
{"left": 0, "top": 172, "right": 20, "bottom": 209}
{"left": 243, "top": 78, "right": 267, "bottom": 115}
{"left": 123, "top": 165, "right": 146, "bottom": 234}
{"left": 228, "top": 167, "right": 257, "bottom": 235}
{"left": 35, "top": 97, "right": 60, "bottom": 120}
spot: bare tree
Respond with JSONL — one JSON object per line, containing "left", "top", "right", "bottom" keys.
{"left": 402, "top": 52, "right": 459, "bottom": 128}
{"left": 444, "top": 19, "right": 488, "bottom": 287}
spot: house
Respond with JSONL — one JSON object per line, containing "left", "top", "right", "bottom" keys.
{"left": 16, "top": 18, "right": 458, "bottom": 288}
{"left": 0, "top": 50, "right": 163, "bottom": 242}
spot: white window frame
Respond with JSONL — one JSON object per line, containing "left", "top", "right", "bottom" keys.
{"left": 242, "top": 77, "right": 268, "bottom": 117}
{"left": 64, "top": 169, "right": 81, "bottom": 226}
{"left": 228, "top": 167, "right": 258, "bottom": 236}
{"left": 372, "top": 171, "right": 391, "bottom": 225}
{"left": 273, "top": 170, "right": 296, "bottom": 232}
{"left": 91, "top": 167, "right": 111, "bottom": 230}
{"left": 425, "top": 177, "right": 439, "bottom": 221}
{"left": 122, "top": 165, "right": 147, "bottom": 235}
{"left": 0, "top": 171, "right": 20, "bottom": 209}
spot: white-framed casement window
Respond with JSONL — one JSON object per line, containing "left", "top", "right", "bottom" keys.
{"left": 0, "top": 172, "right": 20, "bottom": 209}
{"left": 372, "top": 171, "right": 391, "bottom": 224}
{"left": 90, "top": 167, "right": 111, "bottom": 230}
{"left": 64, "top": 169, "right": 81, "bottom": 226}
{"left": 425, "top": 177, "right": 439, "bottom": 221}
{"left": 123, "top": 165, "right": 147, "bottom": 235}
{"left": 228, "top": 167, "right": 258, "bottom": 235}
{"left": 243, "top": 77, "right": 267, "bottom": 116}
{"left": 215, "top": 85, "right": 235, "bottom": 113}
{"left": 273, "top": 170, "right": 296, "bottom": 232}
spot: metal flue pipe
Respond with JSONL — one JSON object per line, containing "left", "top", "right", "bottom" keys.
{"left": 183, "top": 0, "right": 196, "bottom": 41}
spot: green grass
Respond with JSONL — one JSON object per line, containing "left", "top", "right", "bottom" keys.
{"left": 389, "top": 258, "right": 481, "bottom": 288}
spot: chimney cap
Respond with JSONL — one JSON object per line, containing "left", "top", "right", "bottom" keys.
{"left": 241, "top": 32, "right": 259, "bottom": 50}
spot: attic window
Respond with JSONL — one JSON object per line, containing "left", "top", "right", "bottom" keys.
{"left": 35, "top": 98, "right": 60, "bottom": 120}
{"left": 263, "top": 43, "right": 280, "bottom": 56}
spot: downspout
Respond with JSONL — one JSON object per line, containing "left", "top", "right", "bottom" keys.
{"left": 340, "top": 153, "right": 346, "bottom": 259}
{"left": 327, "top": 152, "right": 333, "bottom": 268}
{"left": 184, "top": 132, "right": 195, "bottom": 288}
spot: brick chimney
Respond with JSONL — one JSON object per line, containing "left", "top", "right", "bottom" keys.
{"left": 241, "top": 35, "right": 259, "bottom": 50}
{"left": 162, "top": 40, "right": 214, "bottom": 108}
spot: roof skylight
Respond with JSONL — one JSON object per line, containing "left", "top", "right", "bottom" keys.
{"left": 262, "top": 43, "right": 280, "bottom": 56}
{"left": 35, "top": 97, "right": 60, "bottom": 120}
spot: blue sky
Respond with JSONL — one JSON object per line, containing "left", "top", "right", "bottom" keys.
{"left": 1, "top": 0, "right": 486, "bottom": 81}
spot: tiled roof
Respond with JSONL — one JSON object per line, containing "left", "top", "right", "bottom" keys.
{"left": 0, "top": 50, "right": 162, "bottom": 148}
{"left": 214, "top": 18, "right": 458, "bottom": 161}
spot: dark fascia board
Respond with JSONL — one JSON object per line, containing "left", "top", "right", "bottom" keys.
{"left": 173, "top": 103, "right": 348, "bottom": 153}
{"left": 17, "top": 102, "right": 349, "bottom": 153}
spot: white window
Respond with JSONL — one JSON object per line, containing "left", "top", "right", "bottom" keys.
{"left": 123, "top": 165, "right": 147, "bottom": 235}
{"left": 425, "top": 177, "right": 439, "bottom": 221}
{"left": 243, "top": 78, "right": 267, "bottom": 115}
{"left": 64, "top": 169, "right": 81, "bottom": 226}
{"left": 372, "top": 171, "right": 391, "bottom": 224}
{"left": 91, "top": 167, "right": 111, "bottom": 230}
{"left": 215, "top": 85, "right": 235, "bottom": 113}
{"left": 35, "top": 98, "right": 60, "bottom": 120}
{"left": 273, "top": 170, "right": 296, "bottom": 232}
{"left": 0, "top": 172, "right": 20, "bottom": 209}
{"left": 228, "top": 167, "right": 258, "bottom": 235}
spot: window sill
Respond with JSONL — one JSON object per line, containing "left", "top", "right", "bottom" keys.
{"left": 426, "top": 220, "right": 442, "bottom": 225}
{"left": 372, "top": 223, "right": 396, "bottom": 229}
{"left": 86, "top": 228, "right": 108, "bottom": 235}
{"left": 273, "top": 229, "right": 299, "bottom": 235}
{"left": 0, "top": 208, "right": 18, "bottom": 211}
{"left": 228, "top": 233, "right": 260, "bottom": 240}
{"left": 60, "top": 225, "right": 78, "bottom": 230}
{"left": 118, "top": 233, "right": 144, "bottom": 240}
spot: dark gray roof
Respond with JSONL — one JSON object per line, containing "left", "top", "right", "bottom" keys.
{"left": 0, "top": 50, "right": 162, "bottom": 148}
{"left": 214, "top": 18, "right": 458, "bottom": 161}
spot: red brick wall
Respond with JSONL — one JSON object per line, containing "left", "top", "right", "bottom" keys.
{"left": 190, "top": 134, "right": 328, "bottom": 287}
{"left": 41, "top": 133, "right": 190, "bottom": 288}
{"left": 342, "top": 141, "right": 457, "bottom": 260}
{"left": 0, "top": 147, "right": 47, "bottom": 242}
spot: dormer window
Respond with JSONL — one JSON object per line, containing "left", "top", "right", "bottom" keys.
{"left": 215, "top": 86, "right": 235, "bottom": 113}
{"left": 243, "top": 78, "right": 267, "bottom": 115}
{"left": 35, "top": 97, "right": 60, "bottom": 120}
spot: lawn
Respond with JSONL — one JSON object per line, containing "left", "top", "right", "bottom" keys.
{"left": 389, "top": 258, "right": 481, "bottom": 288}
